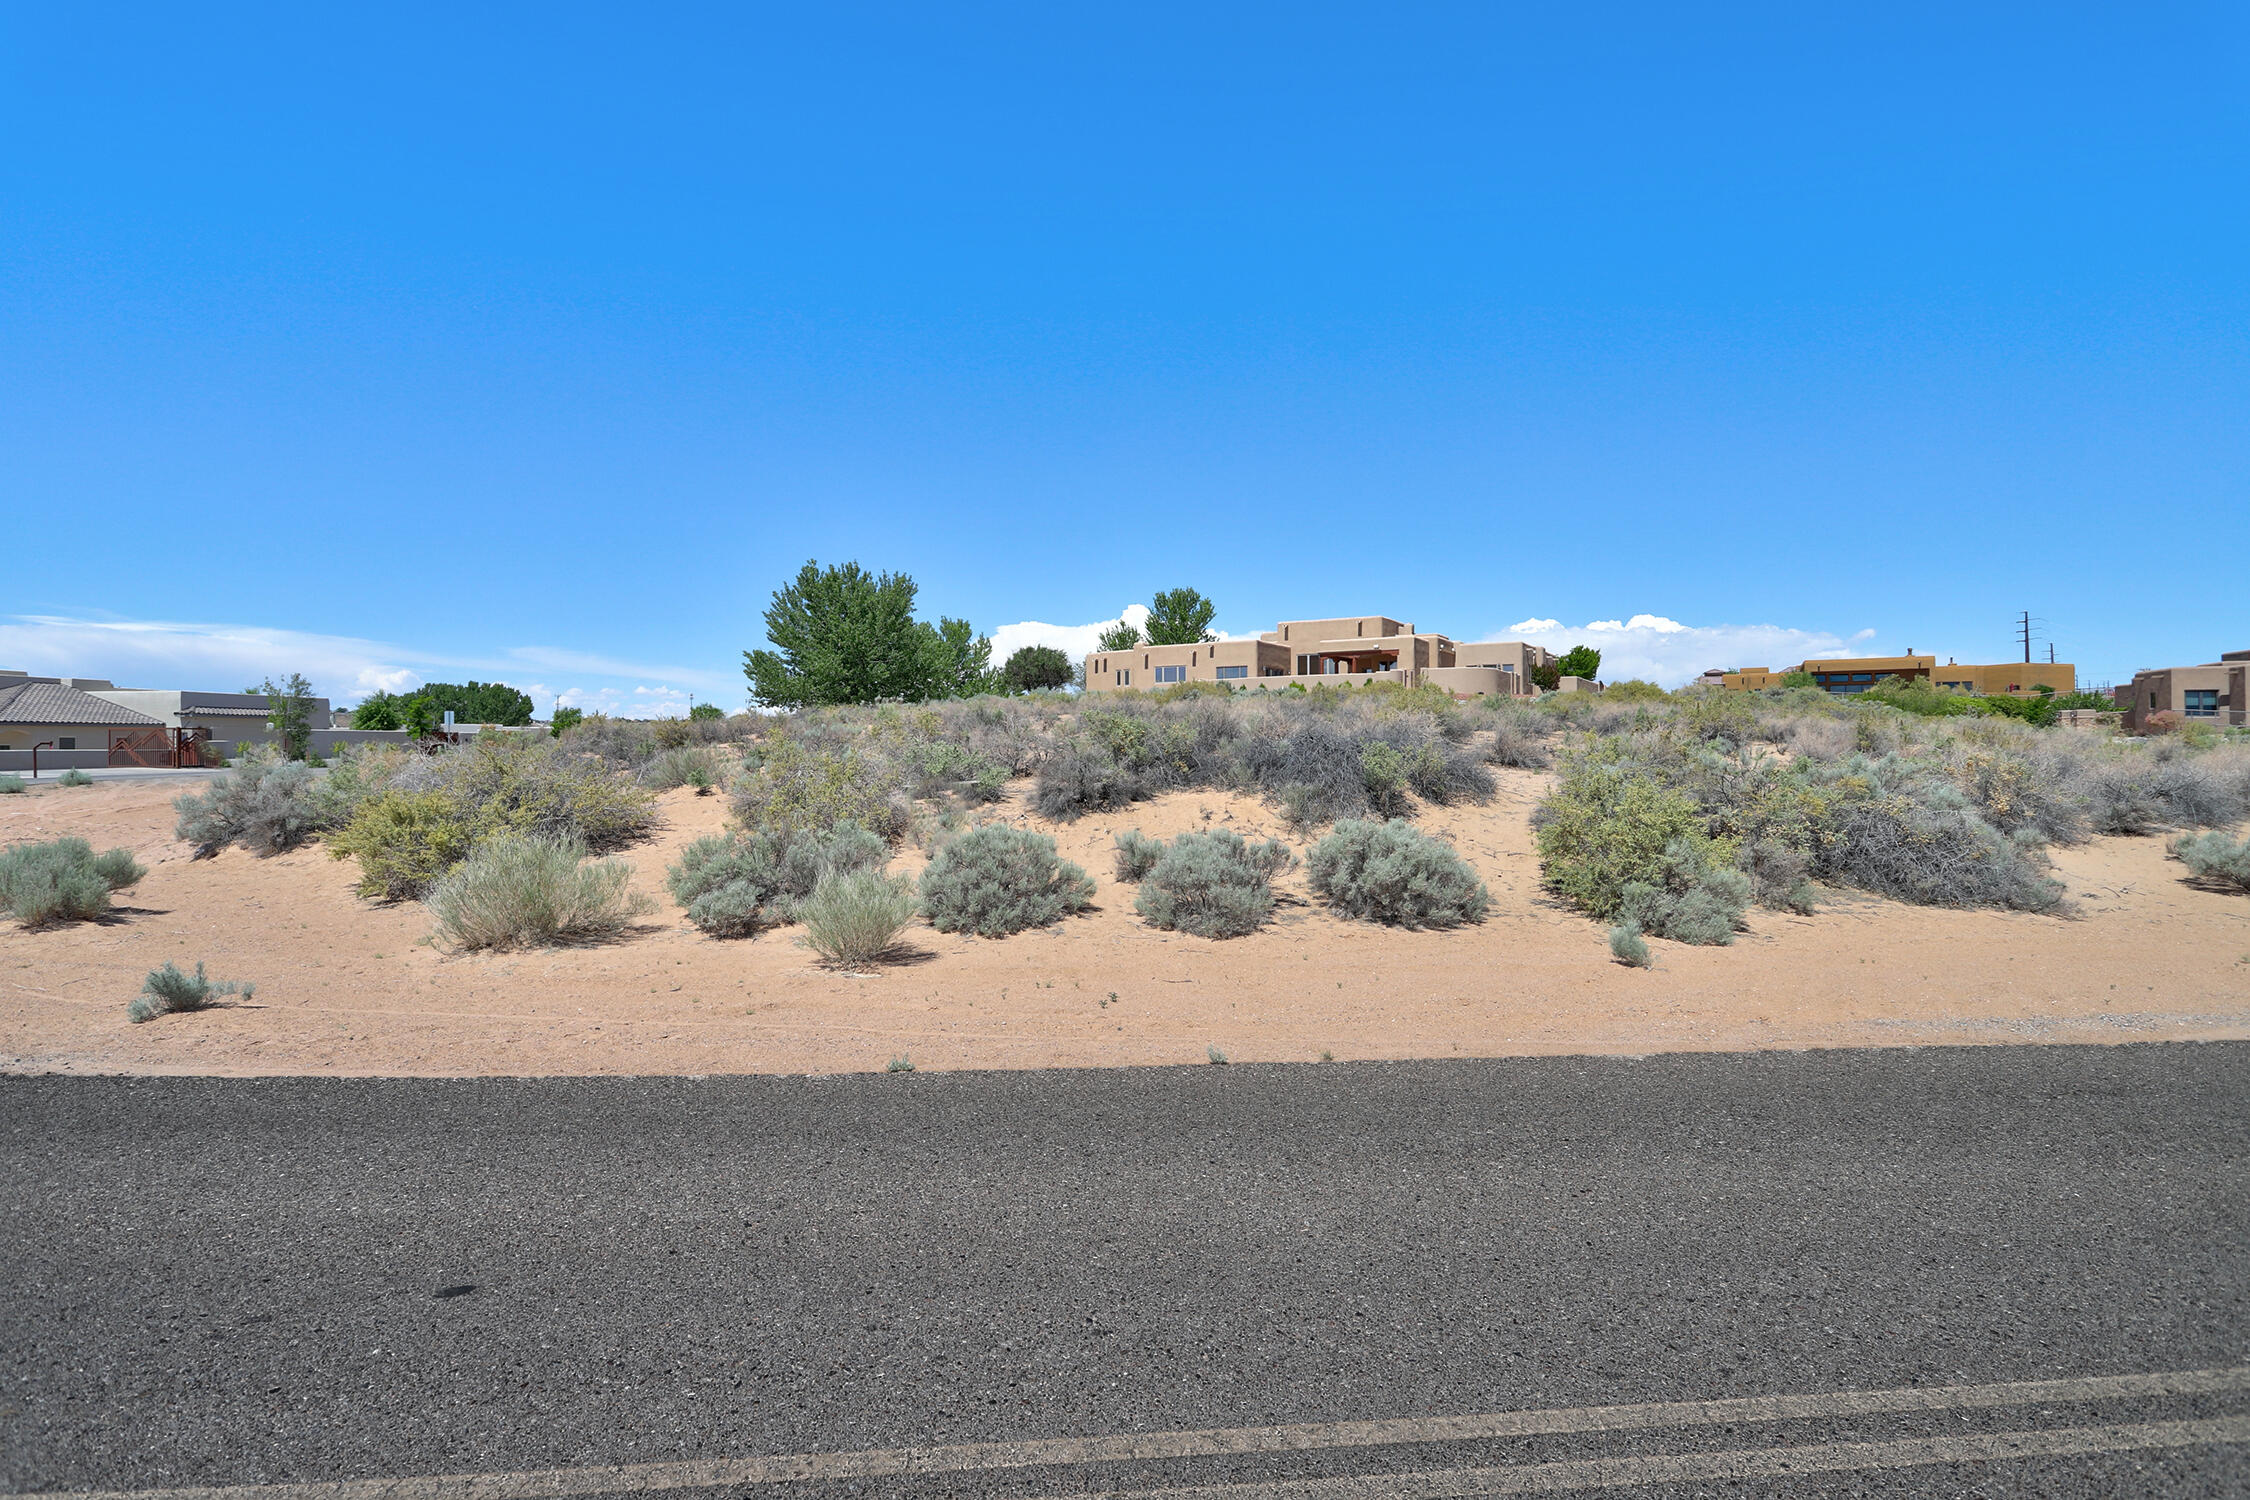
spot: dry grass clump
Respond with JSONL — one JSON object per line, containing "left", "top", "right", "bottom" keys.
{"left": 1304, "top": 818, "right": 1489, "bottom": 928}
{"left": 426, "top": 834, "right": 653, "bottom": 950}
{"left": 642, "top": 745, "right": 722, "bottom": 793}
{"left": 1133, "top": 829, "right": 1295, "bottom": 939}
{"left": 919, "top": 824, "right": 1094, "bottom": 937}
{"left": 798, "top": 869, "right": 918, "bottom": 966}
{"left": 1112, "top": 829, "right": 1164, "bottom": 882}
{"left": 0, "top": 837, "right": 145, "bottom": 926}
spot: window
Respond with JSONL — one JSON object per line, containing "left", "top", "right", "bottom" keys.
{"left": 2185, "top": 689, "right": 2220, "bottom": 718}
{"left": 1499, "top": 664, "right": 1514, "bottom": 674}
{"left": 59, "top": 737, "right": 77, "bottom": 749}
{"left": 1216, "top": 665, "right": 1247, "bottom": 680}
{"left": 1154, "top": 665, "right": 1187, "bottom": 684}
{"left": 1115, "top": 669, "right": 1131, "bottom": 686}
{"left": 1297, "top": 655, "right": 1312, "bottom": 675}
{"left": 1852, "top": 673, "right": 1872, "bottom": 682}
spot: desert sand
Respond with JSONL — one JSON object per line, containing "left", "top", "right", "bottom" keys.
{"left": 4, "top": 774, "right": 2246, "bottom": 1077}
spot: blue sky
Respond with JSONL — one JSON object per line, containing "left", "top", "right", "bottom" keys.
{"left": 5, "top": 3, "right": 2243, "bottom": 705}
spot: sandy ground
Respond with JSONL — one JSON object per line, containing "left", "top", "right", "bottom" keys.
{"left": 4, "top": 775, "right": 2247, "bottom": 1077}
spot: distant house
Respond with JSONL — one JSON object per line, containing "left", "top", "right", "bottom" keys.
{"left": 2115, "top": 650, "right": 2249, "bottom": 730}
{"left": 1718, "top": 655, "right": 2077, "bottom": 698}
{"left": 1082, "top": 615, "right": 1561, "bottom": 699}
{"left": 0, "top": 674, "right": 168, "bottom": 767}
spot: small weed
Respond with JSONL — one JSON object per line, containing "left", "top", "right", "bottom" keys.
{"left": 1206, "top": 1045, "right": 1229, "bottom": 1065}
{"left": 129, "top": 960, "right": 255, "bottom": 1023}
{"left": 57, "top": 768, "right": 95, "bottom": 787}
{"left": 1609, "top": 923, "right": 1653, "bottom": 968}
{"left": 887, "top": 1055, "right": 915, "bottom": 1073}
{"left": 1320, "top": 1049, "right": 1334, "bottom": 1062}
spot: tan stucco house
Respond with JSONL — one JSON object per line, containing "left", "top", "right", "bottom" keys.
{"left": 1083, "top": 616, "right": 1559, "bottom": 699}
{"left": 2115, "top": 651, "right": 2249, "bottom": 730}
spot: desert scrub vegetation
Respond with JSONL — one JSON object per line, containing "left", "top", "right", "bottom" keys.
{"left": 328, "top": 735, "right": 658, "bottom": 900}
{"left": 798, "top": 868, "right": 918, "bottom": 966}
{"left": 57, "top": 767, "right": 95, "bottom": 787}
{"left": 426, "top": 834, "right": 654, "bottom": 950}
{"left": 1112, "top": 829, "right": 1164, "bottom": 881}
{"left": 1132, "top": 829, "right": 1295, "bottom": 939}
{"left": 641, "top": 744, "right": 722, "bottom": 793}
{"left": 129, "top": 960, "right": 254, "bottom": 1023}
{"left": 0, "top": 774, "right": 24, "bottom": 794}
{"left": 1529, "top": 687, "right": 2250, "bottom": 936}
{"left": 919, "top": 823, "right": 1095, "bottom": 937}
{"left": 665, "top": 821, "right": 889, "bottom": 937}
{"left": 0, "top": 837, "right": 145, "bottom": 927}
{"left": 2173, "top": 830, "right": 2250, "bottom": 892}
{"left": 1304, "top": 818, "right": 1490, "bottom": 928}
{"left": 174, "top": 749, "right": 324, "bottom": 857}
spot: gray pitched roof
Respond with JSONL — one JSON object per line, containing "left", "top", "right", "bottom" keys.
{"left": 0, "top": 681, "right": 165, "bottom": 727}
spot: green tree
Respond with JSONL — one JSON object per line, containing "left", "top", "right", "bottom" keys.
{"left": 920, "top": 616, "right": 996, "bottom": 698}
{"left": 747, "top": 561, "right": 932, "bottom": 707}
{"left": 1096, "top": 620, "right": 1143, "bottom": 652}
{"left": 351, "top": 692, "right": 404, "bottom": 731}
{"left": 1144, "top": 588, "right": 1216, "bottom": 645}
{"left": 1557, "top": 645, "right": 1602, "bottom": 682}
{"left": 688, "top": 702, "right": 724, "bottom": 721}
{"left": 401, "top": 694, "right": 441, "bottom": 739}
{"left": 249, "top": 673, "right": 316, "bottom": 761}
{"left": 1530, "top": 663, "right": 1561, "bottom": 691}
{"left": 549, "top": 706, "right": 585, "bottom": 738}
{"left": 1000, "top": 644, "right": 1072, "bottom": 693}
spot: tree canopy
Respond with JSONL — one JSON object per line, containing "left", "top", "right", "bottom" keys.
{"left": 353, "top": 681, "right": 535, "bottom": 729}
{"left": 249, "top": 673, "right": 315, "bottom": 761}
{"left": 745, "top": 560, "right": 996, "bottom": 707}
{"left": 1144, "top": 587, "right": 1217, "bottom": 645}
{"left": 1095, "top": 621, "right": 1142, "bottom": 652}
{"left": 1000, "top": 644, "right": 1072, "bottom": 693}
{"left": 1557, "top": 645, "right": 1603, "bottom": 681}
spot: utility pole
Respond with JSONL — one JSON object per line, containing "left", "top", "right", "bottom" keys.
{"left": 2018, "top": 610, "right": 2032, "bottom": 664}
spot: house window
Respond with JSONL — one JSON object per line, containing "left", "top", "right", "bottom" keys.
{"left": 1499, "top": 664, "right": 1513, "bottom": 674}
{"left": 1296, "top": 655, "right": 1312, "bottom": 675}
{"left": 59, "top": 737, "right": 77, "bottom": 749}
{"left": 1852, "top": 673, "right": 1872, "bottom": 682}
{"left": 1115, "top": 670, "right": 1131, "bottom": 686}
{"left": 2185, "top": 689, "right": 2220, "bottom": 718}
{"left": 1154, "top": 665, "right": 1187, "bottom": 684}
{"left": 1215, "top": 665, "right": 1247, "bottom": 680}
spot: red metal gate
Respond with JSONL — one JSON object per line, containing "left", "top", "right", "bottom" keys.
{"left": 107, "top": 727, "right": 213, "bottom": 768}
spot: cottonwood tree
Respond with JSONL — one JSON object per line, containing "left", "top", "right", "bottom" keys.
{"left": 1144, "top": 587, "right": 1216, "bottom": 645}
{"left": 249, "top": 673, "right": 316, "bottom": 761}
{"left": 746, "top": 560, "right": 995, "bottom": 706}
{"left": 1095, "top": 620, "right": 1142, "bottom": 652}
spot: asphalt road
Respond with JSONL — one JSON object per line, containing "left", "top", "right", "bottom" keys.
{"left": 5, "top": 1044, "right": 2247, "bottom": 1498}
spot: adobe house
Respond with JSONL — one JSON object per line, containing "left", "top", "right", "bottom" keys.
{"left": 1082, "top": 616, "right": 1558, "bottom": 698}
{"left": 2115, "top": 651, "right": 2250, "bottom": 730}
{"left": 0, "top": 674, "right": 168, "bottom": 771}
{"left": 1721, "top": 655, "right": 2077, "bottom": 697}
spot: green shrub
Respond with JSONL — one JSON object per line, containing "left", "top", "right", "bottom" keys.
{"left": 1112, "top": 829, "right": 1164, "bottom": 882}
{"left": 1135, "top": 829, "right": 1294, "bottom": 939}
{"left": 1608, "top": 924, "right": 1651, "bottom": 967}
{"left": 730, "top": 734, "right": 914, "bottom": 841}
{"left": 689, "top": 701, "right": 725, "bottom": 722}
{"left": 919, "top": 824, "right": 1095, "bottom": 937}
{"left": 1305, "top": 819, "right": 1489, "bottom": 928}
{"left": 1604, "top": 680, "right": 1669, "bottom": 702}
{"left": 0, "top": 774, "right": 24, "bottom": 794}
{"left": 1533, "top": 753, "right": 1717, "bottom": 920}
{"left": 798, "top": 868, "right": 918, "bottom": 965}
{"left": 129, "top": 960, "right": 254, "bottom": 1023}
{"left": 0, "top": 837, "right": 145, "bottom": 926}
{"left": 57, "top": 768, "right": 95, "bottom": 787}
{"left": 1000, "top": 644, "right": 1073, "bottom": 693}
{"left": 666, "top": 822, "right": 888, "bottom": 936}
{"left": 435, "top": 734, "right": 659, "bottom": 851}
{"left": 549, "top": 706, "right": 585, "bottom": 737}
{"left": 2173, "top": 830, "right": 2250, "bottom": 892}
{"left": 173, "top": 754, "right": 322, "bottom": 858}
{"left": 1614, "top": 838, "right": 1752, "bottom": 945}
{"left": 426, "top": 834, "right": 653, "bottom": 950}
{"left": 328, "top": 791, "right": 474, "bottom": 900}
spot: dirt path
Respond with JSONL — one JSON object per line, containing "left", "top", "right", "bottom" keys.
{"left": 5, "top": 774, "right": 2246, "bottom": 1076}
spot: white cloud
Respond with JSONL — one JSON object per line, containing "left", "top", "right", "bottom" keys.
{"left": 0, "top": 613, "right": 734, "bottom": 719}
{"left": 987, "top": 604, "right": 1152, "bottom": 666}
{"left": 1488, "top": 614, "right": 1867, "bottom": 687}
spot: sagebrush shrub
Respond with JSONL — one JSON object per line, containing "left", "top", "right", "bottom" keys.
{"left": 1112, "top": 829, "right": 1164, "bottom": 882}
{"left": 642, "top": 745, "right": 721, "bottom": 793}
{"left": 731, "top": 735, "right": 915, "bottom": 841}
{"left": 666, "top": 822, "right": 888, "bottom": 936}
{"left": 0, "top": 774, "right": 24, "bottom": 794}
{"left": 1532, "top": 753, "right": 1713, "bottom": 919}
{"left": 1609, "top": 924, "right": 1651, "bottom": 967}
{"left": 58, "top": 768, "right": 95, "bottom": 787}
{"left": 426, "top": 834, "right": 653, "bottom": 950}
{"left": 1305, "top": 819, "right": 1489, "bottom": 929}
{"left": 0, "top": 837, "right": 145, "bottom": 927}
{"left": 173, "top": 755, "right": 322, "bottom": 858}
{"left": 1135, "top": 829, "right": 1294, "bottom": 939}
{"left": 2173, "top": 830, "right": 2250, "bottom": 892}
{"left": 798, "top": 869, "right": 918, "bottom": 965}
{"left": 1615, "top": 838, "right": 1752, "bottom": 945}
{"left": 920, "top": 824, "right": 1095, "bottom": 937}
{"left": 129, "top": 960, "right": 254, "bottom": 1023}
